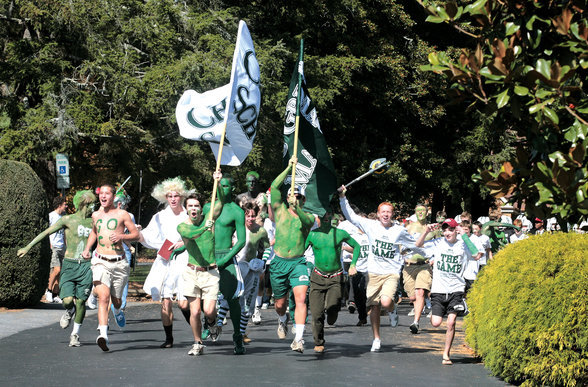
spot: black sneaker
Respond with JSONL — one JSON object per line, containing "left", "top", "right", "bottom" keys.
{"left": 348, "top": 301, "right": 356, "bottom": 314}
{"left": 409, "top": 321, "right": 419, "bottom": 334}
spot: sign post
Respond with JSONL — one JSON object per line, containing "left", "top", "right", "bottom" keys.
{"left": 56, "top": 153, "right": 70, "bottom": 196}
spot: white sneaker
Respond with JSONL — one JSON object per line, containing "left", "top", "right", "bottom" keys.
{"left": 277, "top": 318, "right": 288, "bottom": 339}
{"left": 370, "top": 339, "right": 381, "bottom": 352}
{"left": 96, "top": 335, "right": 109, "bottom": 351}
{"left": 261, "top": 303, "right": 269, "bottom": 310}
{"left": 45, "top": 290, "right": 53, "bottom": 303}
{"left": 53, "top": 296, "right": 62, "bottom": 304}
{"left": 252, "top": 307, "right": 262, "bottom": 325}
{"left": 60, "top": 307, "right": 75, "bottom": 329}
{"left": 407, "top": 307, "right": 415, "bottom": 316}
{"left": 69, "top": 334, "right": 81, "bottom": 347}
{"left": 290, "top": 338, "right": 304, "bottom": 353}
{"left": 86, "top": 293, "right": 97, "bottom": 310}
{"left": 389, "top": 308, "right": 399, "bottom": 327}
{"left": 188, "top": 342, "right": 205, "bottom": 356}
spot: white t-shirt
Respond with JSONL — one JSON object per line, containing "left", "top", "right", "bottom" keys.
{"left": 48, "top": 210, "right": 65, "bottom": 249}
{"left": 423, "top": 237, "right": 470, "bottom": 293}
{"left": 509, "top": 232, "right": 528, "bottom": 243}
{"left": 340, "top": 197, "right": 421, "bottom": 275}
{"left": 263, "top": 217, "right": 276, "bottom": 264}
{"left": 470, "top": 234, "right": 491, "bottom": 265}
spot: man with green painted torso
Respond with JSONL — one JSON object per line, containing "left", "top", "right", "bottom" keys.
{"left": 270, "top": 156, "right": 316, "bottom": 353}
{"left": 18, "top": 190, "right": 97, "bottom": 348}
{"left": 203, "top": 175, "right": 247, "bottom": 355}
{"left": 306, "top": 212, "right": 360, "bottom": 353}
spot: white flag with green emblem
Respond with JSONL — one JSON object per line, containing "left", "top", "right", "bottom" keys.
{"left": 176, "top": 20, "right": 260, "bottom": 166}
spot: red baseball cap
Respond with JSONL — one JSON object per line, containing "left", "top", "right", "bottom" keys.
{"left": 442, "top": 218, "right": 459, "bottom": 229}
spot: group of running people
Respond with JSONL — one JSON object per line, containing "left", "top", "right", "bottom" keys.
{"left": 18, "top": 157, "right": 534, "bottom": 364}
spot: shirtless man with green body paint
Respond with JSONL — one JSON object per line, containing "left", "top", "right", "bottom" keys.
{"left": 270, "top": 156, "right": 316, "bottom": 353}
{"left": 203, "top": 175, "right": 247, "bottom": 355}
{"left": 306, "top": 212, "right": 361, "bottom": 353}
{"left": 18, "top": 190, "right": 97, "bottom": 347}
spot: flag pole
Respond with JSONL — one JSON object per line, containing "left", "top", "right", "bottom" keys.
{"left": 208, "top": 122, "right": 227, "bottom": 221}
{"left": 290, "top": 39, "right": 304, "bottom": 200}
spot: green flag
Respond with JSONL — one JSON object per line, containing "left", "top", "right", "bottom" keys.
{"left": 282, "top": 50, "right": 337, "bottom": 217}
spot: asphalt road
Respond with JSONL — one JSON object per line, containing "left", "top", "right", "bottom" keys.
{"left": 0, "top": 301, "right": 505, "bottom": 386}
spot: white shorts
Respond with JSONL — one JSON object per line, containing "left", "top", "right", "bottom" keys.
{"left": 91, "top": 251, "right": 130, "bottom": 299}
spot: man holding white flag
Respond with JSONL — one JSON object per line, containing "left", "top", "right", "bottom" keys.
{"left": 176, "top": 20, "right": 260, "bottom": 166}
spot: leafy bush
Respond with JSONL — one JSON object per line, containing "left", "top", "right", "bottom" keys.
{"left": 0, "top": 160, "right": 50, "bottom": 307}
{"left": 466, "top": 233, "right": 588, "bottom": 386}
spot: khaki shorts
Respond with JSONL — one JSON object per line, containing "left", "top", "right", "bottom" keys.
{"left": 182, "top": 267, "right": 220, "bottom": 300}
{"left": 50, "top": 247, "right": 65, "bottom": 268}
{"left": 91, "top": 251, "right": 129, "bottom": 299}
{"left": 402, "top": 264, "right": 432, "bottom": 298}
{"left": 366, "top": 273, "right": 400, "bottom": 306}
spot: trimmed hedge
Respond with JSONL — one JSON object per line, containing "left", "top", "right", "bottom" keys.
{"left": 466, "top": 233, "right": 588, "bottom": 386}
{"left": 0, "top": 160, "right": 50, "bottom": 307}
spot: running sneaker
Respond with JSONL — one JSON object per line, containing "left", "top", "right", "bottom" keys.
{"left": 86, "top": 293, "right": 97, "bottom": 310}
{"left": 60, "top": 307, "right": 75, "bottom": 329}
{"left": 370, "top": 339, "right": 381, "bottom": 352}
{"left": 356, "top": 319, "right": 367, "bottom": 326}
{"left": 347, "top": 301, "right": 356, "bottom": 314}
{"left": 69, "top": 334, "right": 81, "bottom": 347}
{"left": 234, "top": 338, "right": 246, "bottom": 355}
{"left": 407, "top": 307, "right": 415, "bottom": 316}
{"left": 209, "top": 324, "right": 221, "bottom": 342}
{"left": 290, "top": 338, "right": 304, "bottom": 353}
{"left": 53, "top": 296, "right": 63, "bottom": 304}
{"left": 44, "top": 290, "right": 53, "bottom": 303}
{"left": 277, "top": 318, "right": 288, "bottom": 339}
{"left": 96, "top": 335, "right": 109, "bottom": 351}
{"left": 261, "top": 303, "right": 269, "bottom": 310}
{"left": 111, "top": 304, "right": 126, "bottom": 328}
{"left": 389, "top": 307, "right": 399, "bottom": 327}
{"left": 410, "top": 321, "right": 419, "bottom": 334}
{"left": 251, "top": 307, "right": 262, "bottom": 325}
{"left": 188, "top": 342, "right": 204, "bottom": 356}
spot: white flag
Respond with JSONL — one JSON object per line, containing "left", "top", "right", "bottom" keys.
{"left": 176, "top": 21, "right": 260, "bottom": 166}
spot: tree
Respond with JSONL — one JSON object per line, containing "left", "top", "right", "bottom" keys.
{"left": 419, "top": 0, "right": 588, "bottom": 229}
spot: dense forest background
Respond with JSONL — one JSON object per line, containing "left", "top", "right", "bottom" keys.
{"left": 1, "top": 0, "right": 583, "bottom": 224}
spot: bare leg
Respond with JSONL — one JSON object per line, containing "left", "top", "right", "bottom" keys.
{"left": 413, "top": 289, "right": 426, "bottom": 321}
{"left": 370, "top": 304, "right": 381, "bottom": 340}
{"left": 94, "top": 282, "right": 110, "bottom": 326}
{"left": 443, "top": 313, "right": 457, "bottom": 362}
{"left": 292, "top": 285, "right": 308, "bottom": 325}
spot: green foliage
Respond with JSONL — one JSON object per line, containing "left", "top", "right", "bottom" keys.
{"left": 0, "top": 160, "right": 50, "bottom": 307}
{"left": 466, "top": 233, "right": 588, "bottom": 386}
{"left": 419, "top": 0, "right": 588, "bottom": 228}
{"left": 0, "top": 0, "right": 497, "bottom": 218}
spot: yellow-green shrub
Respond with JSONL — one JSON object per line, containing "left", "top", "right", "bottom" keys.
{"left": 466, "top": 233, "right": 588, "bottom": 386}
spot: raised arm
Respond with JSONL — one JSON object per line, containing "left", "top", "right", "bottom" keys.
{"left": 270, "top": 156, "right": 297, "bottom": 211}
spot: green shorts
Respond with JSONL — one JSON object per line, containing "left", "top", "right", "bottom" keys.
{"left": 59, "top": 258, "right": 93, "bottom": 301}
{"left": 269, "top": 255, "right": 310, "bottom": 299}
